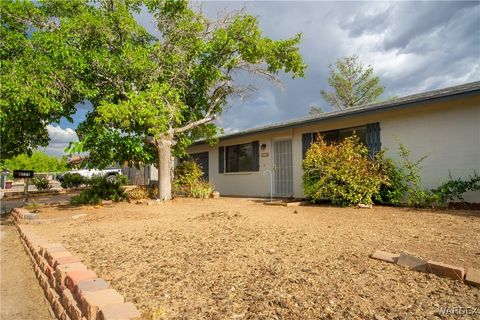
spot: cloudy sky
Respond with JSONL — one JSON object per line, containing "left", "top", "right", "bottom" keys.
{"left": 45, "top": 0, "right": 480, "bottom": 156}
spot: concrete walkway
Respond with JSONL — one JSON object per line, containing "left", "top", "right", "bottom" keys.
{"left": 1, "top": 193, "right": 74, "bottom": 215}
{"left": 0, "top": 222, "right": 53, "bottom": 320}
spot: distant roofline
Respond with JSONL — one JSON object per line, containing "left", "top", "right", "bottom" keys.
{"left": 193, "top": 81, "right": 480, "bottom": 145}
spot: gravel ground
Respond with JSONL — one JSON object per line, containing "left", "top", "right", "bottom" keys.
{"left": 25, "top": 198, "right": 480, "bottom": 319}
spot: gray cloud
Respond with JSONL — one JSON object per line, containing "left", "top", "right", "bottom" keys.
{"left": 340, "top": 6, "right": 392, "bottom": 38}
{"left": 382, "top": 2, "right": 477, "bottom": 51}
{"left": 47, "top": 1, "right": 480, "bottom": 156}
{"left": 208, "top": 0, "right": 480, "bottom": 130}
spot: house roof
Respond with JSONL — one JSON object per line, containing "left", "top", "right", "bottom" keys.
{"left": 195, "top": 81, "right": 480, "bottom": 144}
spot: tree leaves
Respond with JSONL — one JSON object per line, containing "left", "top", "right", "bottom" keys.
{"left": 1, "top": 0, "right": 305, "bottom": 171}
{"left": 0, "top": 0, "right": 87, "bottom": 158}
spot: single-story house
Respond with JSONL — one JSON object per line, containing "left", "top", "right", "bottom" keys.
{"left": 153, "top": 81, "right": 480, "bottom": 202}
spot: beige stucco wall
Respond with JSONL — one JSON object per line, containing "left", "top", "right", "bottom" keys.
{"left": 184, "top": 95, "right": 480, "bottom": 202}
{"left": 380, "top": 98, "right": 480, "bottom": 202}
{"left": 187, "top": 129, "right": 296, "bottom": 197}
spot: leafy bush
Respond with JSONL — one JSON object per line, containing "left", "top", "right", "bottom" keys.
{"left": 431, "top": 171, "right": 480, "bottom": 207}
{"left": 70, "top": 175, "right": 128, "bottom": 205}
{"left": 70, "top": 191, "right": 102, "bottom": 206}
{"left": 173, "top": 160, "right": 204, "bottom": 195}
{"left": 61, "top": 173, "right": 85, "bottom": 188}
{"left": 373, "top": 151, "right": 407, "bottom": 205}
{"left": 32, "top": 176, "right": 51, "bottom": 190}
{"left": 190, "top": 181, "right": 214, "bottom": 199}
{"left": 302, "top": 135, "right": 387, "bottom": 206}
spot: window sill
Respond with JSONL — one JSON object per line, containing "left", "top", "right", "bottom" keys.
{"left": 223, "top": 172, "right": 254, "bottom": 176}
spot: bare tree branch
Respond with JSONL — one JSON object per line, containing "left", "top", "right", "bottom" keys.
{"left": 174, "top": 115, "right": 215, "bottom": 134}
{"left": 233, "top": 60, "right": 284, "bottom": 89}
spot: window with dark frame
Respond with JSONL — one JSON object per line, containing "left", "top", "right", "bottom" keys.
{"left": 226, "top": 143, "right": 253, "bottom": 172}
{"left": 302, "top": 123, "right": 380, "bottom": 159}
{"left": 319, "top": 125, "right": 367, "bottom": 146}
{"left": 221, "top": 141, "right": 259, "bottom": 173}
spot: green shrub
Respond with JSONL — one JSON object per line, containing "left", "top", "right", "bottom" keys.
{"left": 302, "top": 135, "right": 387, "bottom": 206}
{"left": 190, "top": 181, "right": 214, "bottom": 199}
{"left": 61, "top": 173, "right": 85, "bottom": 188}
{"left": 431, "top": 171, "right": 480, "bottom": 207}
{"left": 32, "top": 176, "right": 51, "bottom": 191}
{"left": 70, "top": 175, "right": 128, "bottom": 205}
{"left": 173, "top": 160, "right": 204, "bottom": 196}
{"left": 373, "top": 151, "right": 407, "bottom": 205}
{"left": 70, "top": 192, "right": 102, "bottom": 206}
{"left": 397, "top": 143, "right": 436, "bottom": 207}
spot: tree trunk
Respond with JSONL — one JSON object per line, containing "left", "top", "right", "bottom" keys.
{"left": 156, "top": 137, "right": 173, "bottom": 201}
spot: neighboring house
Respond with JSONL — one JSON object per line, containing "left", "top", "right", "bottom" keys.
{"left": 152, "top": 81, "right": 480, "bottom": 202}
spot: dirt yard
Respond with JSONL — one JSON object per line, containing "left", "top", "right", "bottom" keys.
{"left": 24, "top": 198, "right": 480, "bottom": 319}
{"left": 1, "top": 223, "right": 53, "bottom": 320}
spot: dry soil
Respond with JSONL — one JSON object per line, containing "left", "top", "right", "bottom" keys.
{"left": 24, "top": 198, "right": 480, "bottom": 320}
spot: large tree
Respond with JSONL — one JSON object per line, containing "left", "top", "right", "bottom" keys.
{"left": 0, "top": 0, "right": 86, "bottom": 159}
{"left": 15, "top": 0, "right": 305, "bottom": 200}
{"left": 320, "top": 55, "right": 384, "bottom": 110}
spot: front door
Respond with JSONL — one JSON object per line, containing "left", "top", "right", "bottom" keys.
{"left": 273, "top": 139, "right": 293, "bottom": 197}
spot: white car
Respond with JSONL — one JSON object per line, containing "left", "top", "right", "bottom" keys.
{"left": 58, "top": 168, "right": 122, "bottom": 182}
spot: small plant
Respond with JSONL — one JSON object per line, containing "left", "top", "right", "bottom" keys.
{"left": 25, "top": 200, "right": 43, "bottom": 213}
{"left": 302, "top": 135, "right": 388, "bottom": 206}
{"left": 32, "top": 176, "right": 51, "bottom": 190}
{"left": 431, "top": 171, "right": 480, "bottom": 207}
{"left": 397, "top": 143, "right": 435, "bottom": 207}
{"left": 70, "top": 175, "right": 128, "bottom": 205}
{"left": 190, "top": 181, "right": 214, "bottom": 199}
{"left": 61, "top": 173, "right": 85, "bottom": 188}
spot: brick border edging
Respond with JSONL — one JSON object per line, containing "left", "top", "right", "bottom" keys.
{"left": 12, "top": 208, "right": 141, "bottom": 320}
{"left": 370, "top": 250, "right": 480, "bottom": 287}
{"left": 11, "top": 208, "right": 87, "bottom": 225}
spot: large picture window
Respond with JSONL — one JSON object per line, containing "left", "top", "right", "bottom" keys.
{"left": 224, "top": 141, "right": 259, "bottom": 173}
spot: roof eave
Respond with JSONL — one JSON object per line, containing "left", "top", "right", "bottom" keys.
{"left": 192, "top": 81, "right": 480, "bottom": 146}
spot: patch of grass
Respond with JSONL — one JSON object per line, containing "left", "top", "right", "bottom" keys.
{"left": 25, "top": 201, "right": 43, "bottom": 213}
